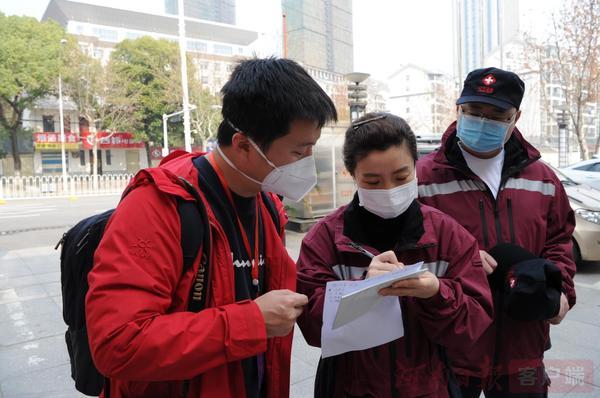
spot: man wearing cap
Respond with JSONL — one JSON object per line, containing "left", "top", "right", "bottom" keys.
{"left": 417, "top": 67, "right": 576, "bottom": 397}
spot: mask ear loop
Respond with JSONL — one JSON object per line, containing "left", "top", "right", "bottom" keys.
{"left": 226, "top": 119, "right": 278, "bottom": 172}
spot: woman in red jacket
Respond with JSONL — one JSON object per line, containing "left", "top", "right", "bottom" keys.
{"left": 296, "top": 113, "right": 493, "bottom": 397}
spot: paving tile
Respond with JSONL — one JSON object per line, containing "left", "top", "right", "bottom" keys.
{"left": 0, "top": 334, "right": 69, "bottom": 382}
{"left": 0, "top": 285, "right": 47, "bottom": 306}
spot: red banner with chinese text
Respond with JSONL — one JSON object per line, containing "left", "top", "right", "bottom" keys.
{"left": 80, "top": 132, "right": 145, "bottom": 149}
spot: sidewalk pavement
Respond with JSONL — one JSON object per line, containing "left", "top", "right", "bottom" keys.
{"left": 0, "top": 230, "right": 599, "bottom": 397}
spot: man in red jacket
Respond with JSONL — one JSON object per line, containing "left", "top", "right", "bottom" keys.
{"left": 417, "top": 67, "right": 576, "bottom": 397}
{"left": 85, "top": 58, "right": 337, "bottom": 398}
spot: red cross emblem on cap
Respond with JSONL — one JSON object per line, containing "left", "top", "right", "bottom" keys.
{"left": 483, "top": 74, "right": 496, "bottom": 86}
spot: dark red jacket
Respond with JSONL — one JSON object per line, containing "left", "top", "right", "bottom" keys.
{"left": 297, "top": 198, "right": 493, "bottom": 398}
{"left": 416, "top": 124, "right": 576, "bottom": 377}
{"left": 86, "top": 152, "right": 296, "bottom": 398}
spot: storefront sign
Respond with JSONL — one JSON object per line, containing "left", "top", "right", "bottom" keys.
{"left": 33, "top": 132, "right": 80, "bottom": 150}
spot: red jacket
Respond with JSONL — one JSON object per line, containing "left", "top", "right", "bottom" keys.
{"left": 85, "top": 152, "right": 296, "bottom": 398}
{"left": 296, "top": 199, "right": 493, "bottom": 398}
{"left": 416, "top": 124, "right": 576, "bottom": 377}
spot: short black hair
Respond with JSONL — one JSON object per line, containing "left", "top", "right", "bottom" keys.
{"left": 218, "top": 57, "right": 337, "bottom": 149}
{"left": 343, "top": 112, "right": 418, "bottom": 175}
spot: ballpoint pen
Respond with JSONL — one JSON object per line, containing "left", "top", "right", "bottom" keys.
{"left": 347, "top": 241, "right": 376, "bottom": 259}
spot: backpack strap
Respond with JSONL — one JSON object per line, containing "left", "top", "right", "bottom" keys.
{"left": 176, "top": 177, "right": 211, "bottom": 313}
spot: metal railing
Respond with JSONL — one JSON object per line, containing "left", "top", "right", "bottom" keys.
{"left": 0, "top": 174, "right": 134, "bottom": 200}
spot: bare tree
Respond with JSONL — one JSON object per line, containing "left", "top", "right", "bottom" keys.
{"left": 526, "top": 0, "right": 600, "bottom": 159}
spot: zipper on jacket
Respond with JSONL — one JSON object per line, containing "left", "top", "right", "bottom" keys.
{"left": 493, "top": 203, "right": 503, "bottom": 245}
{"left": 478, "top": 200, "right": 490, "bottom": 248}
{"left": 507, "top": 198, "right": 516, "bottom": 244}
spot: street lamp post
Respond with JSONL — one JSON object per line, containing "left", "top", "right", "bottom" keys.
{"left": 58, "top": 38, "right": 68, "bottom": 193}
{"left": 557, "top": 108, "right": 569, "bottom": 167}
{"left": 345, "top": 72, "right": 370, "bottom": 121}
{"left": 177, "top": 0, "right": 192, "bottom": 152}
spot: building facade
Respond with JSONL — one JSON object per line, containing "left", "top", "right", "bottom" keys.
{"left": 387, "top": 64, "right": 457, "bottom": 135}
{"left": 282, "top": 0, "right": 353, "bottom": 74}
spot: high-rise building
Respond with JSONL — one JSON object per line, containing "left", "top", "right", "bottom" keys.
{"left": 164, "top": 0, "right": 236, "bottom": 25}
{"left": 282, "top": 0, "right": 353, "bottom": 74}
{"left": 453, "top": 0, "right": 519, "bottom": 80}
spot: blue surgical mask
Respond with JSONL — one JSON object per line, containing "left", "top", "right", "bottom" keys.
{"left": 457, "top": 111, "right": 514, "bottom": 153}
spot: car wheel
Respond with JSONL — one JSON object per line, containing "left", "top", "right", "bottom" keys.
{"left": 573, "top": 239, "right": 583, "bottom": 267}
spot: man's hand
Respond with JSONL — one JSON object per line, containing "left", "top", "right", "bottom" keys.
{"left": 548, "top": 293, "right": 569, "bottom": 325}
{"left": 379, "top": 271, "right": 440, "bottom": 299}
{"left": 480, "top": 250, "right": 498, "bottom": 275}
{"left": 366, "top": 251, "right": 404, "bottom": 279}
{"left": 254, "top": 289, "right": 308, "bottom": 338}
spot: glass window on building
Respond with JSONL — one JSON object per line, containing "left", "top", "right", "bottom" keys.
{"left": 187, "top": 40, "right": 207, "bottom": 53}
{"left": 106, "top": 150, "right": 112, "bottom": 166}
{"left": 93, "top": 48, "right": 103, "bottom": 59}
{"left": 79, "top": 150, "right": 86, "bottom": 166}
{"left": 214, "top": 44, "right": 233, "bottom": 56}
{"left": 43, "top": 115, "right": 55, "bottom": 132}
{"left": 165, "top": 0, "right": 177, "bottom": 15}
{"left": 92, "top": 27, "right": 118, "bottom": 42}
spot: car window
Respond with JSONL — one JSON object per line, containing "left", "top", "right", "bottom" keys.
{"left": 554, "top": 167, "right": 579, "bottom": 186}
{"left": 590, "top": 162, "right": 600, "bottom": 172}
{"left": 574, "top": 164, "right": 592, "bottom": 171}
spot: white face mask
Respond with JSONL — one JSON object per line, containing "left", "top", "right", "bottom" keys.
{"left": 216, "top": 139, "right": 317, "bottom": 202}
{"left": 357, "top": 177, "right": 418, "bottom": 219}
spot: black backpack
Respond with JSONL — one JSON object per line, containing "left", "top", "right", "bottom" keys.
{"left": 57, "top": 177, "right": 210, "bottom": 396}
{"left": 57, "top": 176, "right": 282, "bottom": 396}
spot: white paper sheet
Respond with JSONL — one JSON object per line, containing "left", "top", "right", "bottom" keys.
{"left": 321, "top": 280, "right": 404, "bottom": 358}
{"left": 333, "top": 262, "right": 426, "bottom": 329}
{"left": 320, "top": 262, "right": 426, "bottom": 359}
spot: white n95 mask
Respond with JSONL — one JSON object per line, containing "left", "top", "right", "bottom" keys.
{"left": 216, "top": 140, "right": 317, "bottom": 202}
{"left": 357, "top": 177, "right": 418, "bottom": 219}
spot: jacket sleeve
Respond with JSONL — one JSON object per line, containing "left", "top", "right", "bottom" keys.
{"left": 413, "top": 214, "right": 493, "bottom": 349}
{"left": 541, "top": 176, "right": 577, "bottom": 308}
{"left": 295, "top": 222, "right": 340, "bottom": 347}
{"left": 85, "top": 184, "right": 267, "bottom": 381}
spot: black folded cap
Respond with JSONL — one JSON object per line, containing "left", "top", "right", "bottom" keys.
{"left": 488, "top": 243, "right": 562, "bottom": 321}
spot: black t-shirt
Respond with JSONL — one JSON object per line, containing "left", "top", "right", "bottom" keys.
{"left": 193, "top": 155, "right": 266, "bottom": 398}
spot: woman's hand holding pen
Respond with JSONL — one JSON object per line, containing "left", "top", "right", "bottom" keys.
{"left": 366, "top": 251, "right": 404, "bottom": 279}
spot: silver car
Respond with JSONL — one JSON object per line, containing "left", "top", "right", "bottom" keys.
{"left": 559, "top": 157, "right": 600, "bottom": 190}
{"left": 554, "top": 167, "right": 600, "bottom": 265}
